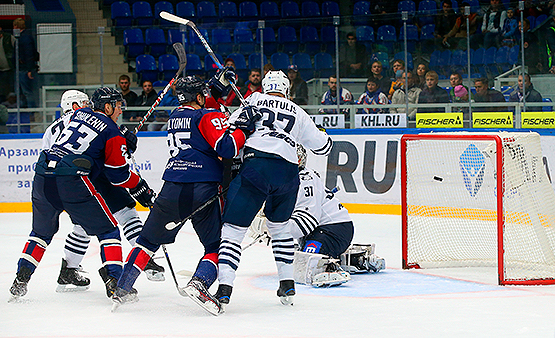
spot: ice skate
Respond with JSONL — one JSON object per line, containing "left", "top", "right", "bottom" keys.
{"left": 312, "top": 259, "right": 351, "bottom": 287}
{"left": 144, "top": 257, "right": 165, "bottom": 282}
{"left": 8, "top": 266, "right": 31, "bottom": 302}
{"left": 56, "top": 259, "right": 90, "bottom": 292}
{"left": 214, "top": 284, "right": 232, "bottom": 312}
{"left": 111, "top": 287, "right": 139, "bottom": 312}
{"left": 277, "top": 280, "right": 295, "bottom": 306}
{"left": 181, "top": 277, "right": 222, "bottom": 316}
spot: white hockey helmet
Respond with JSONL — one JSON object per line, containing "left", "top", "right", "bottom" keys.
{"left": 60, "top": 90, "right": 90, "bottom": 114}
{"left": 262, "top": 70, "right": 290, "bottom": 97}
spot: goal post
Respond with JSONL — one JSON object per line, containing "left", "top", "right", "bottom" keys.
{"left": 401, "top": 132, "right": 555, "bottom": 285}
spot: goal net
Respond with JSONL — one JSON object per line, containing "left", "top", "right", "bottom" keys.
{"left": 401, "top": 132, "right": 555, "bottom": 285}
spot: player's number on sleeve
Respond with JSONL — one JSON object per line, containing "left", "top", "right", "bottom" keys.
{"left": 260, "top": 108, "right": 295, "bottom": 132}
{"left": 211, "top": 117, "right": 229, "bottom": 130}
{"left": 55, "top": 121, "right": 98, "bottom": 154}
{"left": 167, "top": 131, "right": 191, "bottom": 157}
{"left": 304, "top": 186, "right": 314, "bottom": 197}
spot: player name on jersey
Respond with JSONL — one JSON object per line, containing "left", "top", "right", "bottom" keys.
{"left": 355, "top": 114, "right": 407, "bottom": 128}
{"left": 255, "top": 98, "right": 297, "bottom": 113}
{"left": 73, "top": 111, "right": 108, "bottom": 132}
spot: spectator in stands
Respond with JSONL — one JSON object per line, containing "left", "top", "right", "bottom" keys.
{"left": 339, "top": 32, "right": 367, "bottom": 78}
{"left": 356, "top": 77, "right": 389, "bottom": 114}
{"left": 287, "top": 65, "right": 309, "bottom": 105}
{"left": 263, "top": 63, "right": 275, "bottom": 76}
{"left": 224, "top": 68, "right": 262, "bottom": 106}
{"left": 319, "top": 75, "right": 353, "bottom": 114}
{"left": 473, "top": 77, "right": 507, "bottom": 112}
{"left": 118, "top": 75, "right": 139, "bottom": 125}
{"left": 224, "top": 57, "right": 244, "bottom": 86}
{"left": 0, "top": 27, "right": 15, "bottom": 103}
{"left": 509, "top": 74, "right": 543, "bottom": 103}
{"left": 133, "top": 80, "right": 157, "bottom": 130}
{"left": 501, "top": 8, "right": 518, "bottom": 47}
{"left": 391, "top": 71, "right": 421, "bottom": 120}
{"left": 448, "top": 72, "right": 470, "bottom": 101}
{"left": 370, "top": 61, "right": 392, "bottom": 95}
{"left": 418, "top": 71, "right": 450, "bottom": 113}
{"left": 118, "top": 75, "right": 138, "bottom": 106}
{"left": 519, "top": 18, "right": 546, "bottom": 74}
{"left": 415, "top": 63, "right": 429, "bottom": 89}
{"left": 387, "top": 59, "right": 406, "bottom": 99}
{"left": 480, "top": 0, "right": 507, "bottom": 49}
{"left": 2, "top": 92, "right": 17, "bottom": 108}
{"left": 442, "top": 2, "right": 480, "bottom": 49}
{"left": 13, "top": 18, "right": 38, "bottom": 108}
{"left": 434, "top": 0, "right": 458, "bottom": 50}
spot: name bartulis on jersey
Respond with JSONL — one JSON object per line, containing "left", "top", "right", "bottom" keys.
{"left": 256, "top": 99, "right": 297, "bottom": 113}
{"left": 168, "top": 117, "right": 192, "bottom": 130}
{"left": 73, "top": 111, "right": 107, "bottom": 132}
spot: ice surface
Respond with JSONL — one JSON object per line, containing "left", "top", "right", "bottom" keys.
{"left": 1, "top": 212, "right": 555, "bottom": 337}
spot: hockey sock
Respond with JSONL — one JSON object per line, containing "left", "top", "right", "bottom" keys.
{"left": 17, "top": 231, "right": 52, "bottom": 274}
{"left": 113, "top": 206, "right": 142, "bottom": 247}
{"left": 97, "top": 228, "right": 123, "bottom": 280}
{"left": 64, "top": 224, "right": 90, "bottom": 269}
{"left": 118, "top": 243, "right": 155, "bottom": 292}
{"left": 192, "top": 253, "right": 218, "bottom": 288}
{"left": 266, "top": 220, "right": 295, "bottom": 281}
{"left": 218, "top": 223, "right": 248, "bottom": 286}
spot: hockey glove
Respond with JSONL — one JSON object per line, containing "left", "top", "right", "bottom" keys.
{"left": 230, "top": 105, "right": 262, "bottom": 135}
{"left": 209, "top": 66, "right": 236, "bottom": 96}
{"left": 129, "top": 179, "right": 155, "bottom": 208}
{"left": 119, "top": 125, "right": 138, "bottom": 155}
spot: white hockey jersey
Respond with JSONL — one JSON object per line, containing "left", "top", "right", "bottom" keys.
{"left": 289, "top": 168, "right": 351, "bottom": 239}
{"left": 230, "top": 92, "right": 332, "bottom": 164}
{"left": 42, "top": 112, "right": 73, "bottom": 150}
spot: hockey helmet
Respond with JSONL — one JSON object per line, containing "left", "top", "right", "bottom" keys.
{"left": 90, "top": 87, "right": 126, "bottom": 112}
{"left": 175, "top": 75, "right": 208, "bottom": 104}
{"left": 297, "top": 143, "right": 307, "bottom": 170}
{"left": 262, "top": 70, "right": 290, "bottom": 97}
{"left": 60, "top": 90, "right": 90, "bottom": 114}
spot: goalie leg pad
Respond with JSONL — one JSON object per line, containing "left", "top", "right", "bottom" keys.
{"left": 293, "top": 251, "right": 351, "bottom": 287}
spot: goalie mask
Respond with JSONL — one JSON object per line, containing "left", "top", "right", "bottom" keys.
{"left": 297, "top": 144, "right": 307, "bottom": 170}
{"left": 60, "top": 90, "right": 90, "bottom": 114}
{"left": 90, "top": 87, "right": 126, "bottom": 114}
{"left": 262, "top": 70, "right": 290, "bottom": 97}
{"left": 175, "top": 75, "right": 208, "bottom": 106}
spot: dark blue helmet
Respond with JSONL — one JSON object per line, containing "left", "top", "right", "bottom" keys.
{"left": 90, "top": 87, "right": 126, "bottom": 112}
{"left": 175, "top": 76, "right": 207, "bottom": 104}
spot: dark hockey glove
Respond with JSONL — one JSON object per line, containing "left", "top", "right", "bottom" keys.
{"left": 209, "top": 66, "right": 236, "bottom": 96}
{"left": 129, "top": 179, "right": 155, "bottom": 208}
{"left": 231, "top": 105, "right": 262, "bottom": 135}
{"left": 119, "top": 125, "right": 138, "bottom": 155}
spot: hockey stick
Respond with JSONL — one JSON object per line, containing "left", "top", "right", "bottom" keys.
{"left": 134, "top": 42, "right": 187, "bottom": 133}
{"left": 162, "top": 245, "right": 187, "bottom": 296}
{"left": 159, "top": 11, "right": 247, "bottom": 106}
{"left": 165, "top": 186, "right": 229, "bottom": 231}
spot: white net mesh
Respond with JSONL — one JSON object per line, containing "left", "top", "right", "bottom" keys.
{"left": 403, "top": 132, "right": 555, "bottom": 284}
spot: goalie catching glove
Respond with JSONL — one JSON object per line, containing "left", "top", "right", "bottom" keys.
{"left": 229, "top": 105, "right": 262, "bottom": 135}
{"left": 208, "top": 66, "right": 236, "bottom": 96}
{"left": 129, "top": 179, "right": 156, "bottom": 208}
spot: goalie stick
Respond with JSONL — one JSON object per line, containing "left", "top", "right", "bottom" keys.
{"left": 134, "top": 42, "right": 187, "bottom": 133}
{"left": 159, "top": 11, "right": 247, "bottom": 107}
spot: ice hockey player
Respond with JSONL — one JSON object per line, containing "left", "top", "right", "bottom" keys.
{"left": 111, "top": 70, "right": 246, "bottom": 315}
{"left": 216, "top": 70, "right": 333, "bottom": 310}
{"left": 42, "top": 90, "right": 165, "bottom": 293}
{"left": 248, "top": 145, "right": 385, "bottom": 288}
{"left": 9, "top": 87, "right": 156, "bottom": 301}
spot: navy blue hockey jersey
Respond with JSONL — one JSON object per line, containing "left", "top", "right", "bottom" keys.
{"left": 45, "top": 107, "right": 140, "bottom": 188}
{"left": 163, "top": 105, "right": 245, "bottom": 183}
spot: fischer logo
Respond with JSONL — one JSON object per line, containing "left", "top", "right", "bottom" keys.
{"left": 474, "top": 116, "right": 512, "bottom": 126}
{"left": 417, "top": 115, "right": 462, "bottom": 127}
{"left": 459, "top": 144, "right": 486, "bottom": 197}
{"left": 522, "top": 118, "right": 555, "bottom": 126}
